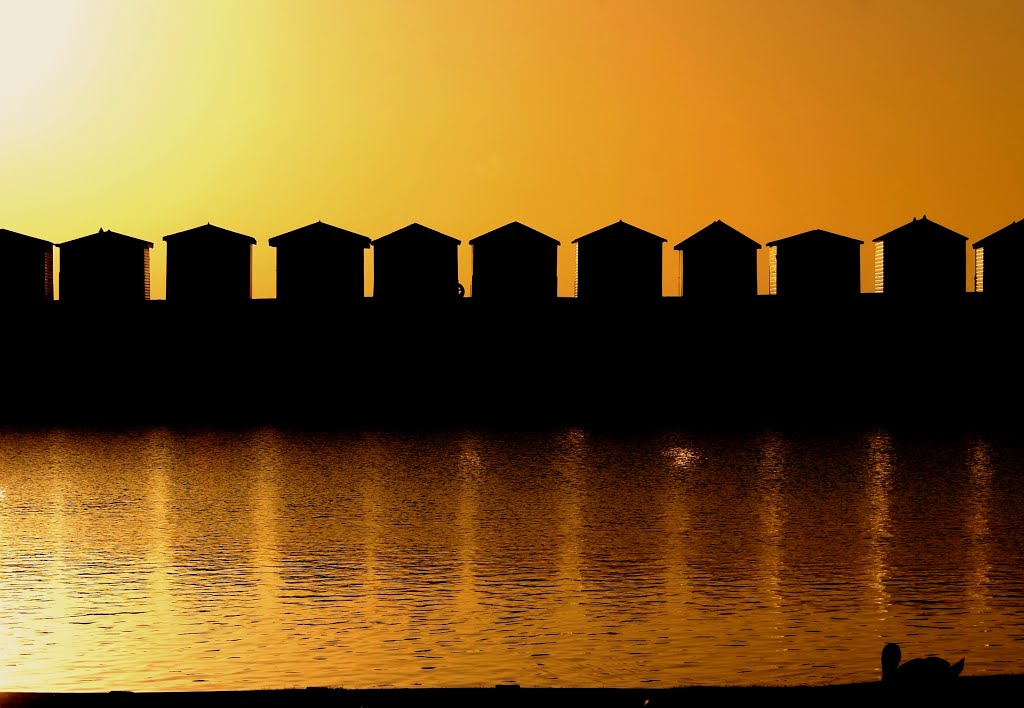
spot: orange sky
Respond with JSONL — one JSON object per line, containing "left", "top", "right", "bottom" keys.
{"left": 1, "top": 0, "right": 1021, "bottom": 298}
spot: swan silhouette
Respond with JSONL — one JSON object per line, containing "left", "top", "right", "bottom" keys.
{"left": 882, "top": 643, "right": 965, "bottom": 685}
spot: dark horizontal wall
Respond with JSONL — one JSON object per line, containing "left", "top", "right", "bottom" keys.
{"left": 374, "top": 240, "right": 460, "bottom": 301}
{"left": 3, "top": 296, "right": 1012, "bottom": 432}
{"left": 883, "top": 240, "right": 966, "bottom": 298}
{"left": 276, "top": 241, "right": 366, "bottom": 303}
{"left": 0, "top": 243, "right": 53, "bottom": 303}
{"left": 471, "top": 241, "right": 557, "bottom": 301}
{"left": 59, "top": 244, "right": 149, "bottom": 303}
{"left": 776, "top": 242, "right": 861, "bottom": 298}
{"left": 166, "top": 240, "right": 252, "bottom": 303}
{"left": 577, "top": 240, "right": 662, "bottom": 301}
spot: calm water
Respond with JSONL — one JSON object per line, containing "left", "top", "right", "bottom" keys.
{"left": 1, "top": 424, "right": 1023, "bottom": 691}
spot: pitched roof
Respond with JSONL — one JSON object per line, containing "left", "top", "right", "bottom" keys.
{"left": 372, "top": 223, "right": 461, "bottom": 245}
{"left": 766, "top": 229, "right": 863, "bottom": 247}
{"left": 973, "top": 219, "right": 1024, "bottom": 248}
{"left": 163, "top": 223, "right": 257, "bottom": 245}
{"left": 57, "top": 228, "right": 153, "bottom": 249}
{"left": 268, "top": 220, "right": 370, "bottom": 248}
{"left": 674, "top": 220, "right": 760, "bottom": 250}
{"left": 872, "top": 215, "right": 967, "bottom": 243}
{"left": 571, "top": 220, "right": 666, "bottom": 244}
{"left": 0, "top": 228, "right": 53, "bottom": 247}
{"left": 469, "top": 221, "right": 559, "bottom": 246}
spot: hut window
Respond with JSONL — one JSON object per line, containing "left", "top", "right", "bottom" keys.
{"left": 768, "top": 246, "right": 778, "bottom": 295}
{"left": 574, "top": 242, "right": 579, "bottom": 298}
{"left": 43, "top": 250, "right": 53, "bottom": 300}
{"left": 678, "top": 251, "right": 683, "bottom": 296}
{"left": 974, "top": 247, "right": 984, "bottom": 293}
{"left": 873, "top": 241, "right": 884, "bottom": 293}
{"left": 143, "top": 248, "right": 151, "bottom": 300}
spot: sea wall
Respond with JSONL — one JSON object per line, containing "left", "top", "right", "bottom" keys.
{"left": 2, "top": 295, "right": 1017, "bottom": 431}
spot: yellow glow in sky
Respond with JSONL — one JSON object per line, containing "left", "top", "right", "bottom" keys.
{"left": 1, "top": 0, "right": 1022, "bottom": 298}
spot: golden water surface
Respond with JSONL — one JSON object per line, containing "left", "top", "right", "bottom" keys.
{"left": 0, "top": 425, "right": 1022, "bottom": 690}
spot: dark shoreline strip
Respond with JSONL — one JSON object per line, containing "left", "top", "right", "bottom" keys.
{"left": 4, "top": 677, "right": 1024, "bottom": 708}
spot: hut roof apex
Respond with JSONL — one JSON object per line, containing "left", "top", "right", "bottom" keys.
{"left": 373, "top": 223, "right": 461, "bottom": 245}
{"left": 974, "top": 218, "right": 1024, "bottom": 248}
{"left": 162, "top": 223, "right": 257, "bottom": 245}
{"left": 674, "top": 219, "right": 760, "bottom": 250}
{"left": 57, "top": 229, "right": 154, "bottom": 249}
{"left": 872, "top": 215, "right": 967, "bottom": 243}
{"left": 765, "top": 229, "right": 863, "bottom": 247}
{"left": 571, "top": 220, "right": 666, "bottom": 244}
{"left": 268, "top": 221, "right": 371, "bottom": 248}
{"left": 469, "top": 221, "right": 559, "bottom": 245}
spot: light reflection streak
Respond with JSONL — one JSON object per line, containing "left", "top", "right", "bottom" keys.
{"left": 756, "top": 432, "right": 787, "bottom": 612}
{"left": 142, "top": 428, "right": 173, "bottom": 683}
{"left": 555, "top": 427, "right": 586, "bottom": 657}
{"left": 43, "top": 430, "right": 73, "bottom": 690}
{"left": 865, "top": 429, "right": 893, "bottom": 613}
{"left": 965, "top": 438, "right": 993, "bottom": 616}
{"left": 250, "top": 428, "right": 283, "bottom": 638}
{"left": 0, "top": 447, "right": 16, "bottom": 689}
{"left": 357, "top": 436, "right": 385, "bottom": 674}
{"left": 658, "top": 443, "right": 696, "bottom": 629}
{"left": 664, "top": 445, "right": 701, "bottom": 469}
{"left": 455, "top": 432, "right": 482, "bottom": 656}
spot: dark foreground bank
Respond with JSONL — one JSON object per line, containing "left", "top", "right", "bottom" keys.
{"left": 4, "top": 677, "right": 1024, "bottom": 708}
{"left": 4, "top": 295, "right": 1022, "bottom": 432}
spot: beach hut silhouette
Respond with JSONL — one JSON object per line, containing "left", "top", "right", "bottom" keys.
{"left": 872, "top": 216, "right": 968, "bottom": 299}
{"left": 269, "top": 221, "right": 371, "bottom": 304}
{"left": 0, "top": 228, "right": 54, "bottom": 304}
{"left": 766, "top": 229, "right": 863, "bottom": 299}
{"left": 972, "top": 219, "right": 1024, "bottom": 298}
{"left": 372, "top": 223, "right": 463, "bottom": 301}
{"left": 57, "top": 228, "right": 154, "bottom": 303}
{"left": 163, "top": 223, "right": 257, "bottom": 304}
{"left": 469, "top": 221, "right": 559, "bottom": 301}
{"left": 674, "top": 220, "right": 760, "bottom": 299}
{"left": 572, "top": 220, "right": 666, "bottom": 301}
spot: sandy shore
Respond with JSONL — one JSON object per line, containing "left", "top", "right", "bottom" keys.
{"left": 4, "top": 677, "right": 1024, "bottom": 708}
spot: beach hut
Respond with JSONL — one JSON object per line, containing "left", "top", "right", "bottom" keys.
{"left": 972, "top": 219, "right": 1024, "bottom": 298}
{"left": 572, "top": 220, "right": 666, "bottom": 301}
{"left": 57, "top": 229, "right": 154, "bottom": 303}
{"left": 268, "top": 221, "right": 371, "bottom": 303}
{"left": 163, "top": 223, "right": 257, "bottom": 304}
{"left": 674, "top": 220, "right": 761, "bottom": 299}
{"left": 372, "top": 223, "right": 462, "bottom": 301}
{"left": 0, "top": 228, "right": 54, "bottom": 304}
{"left": 872, "top": 216, "right": 968, "bottom": 299}
{"left": 469, "top": 222, "right": 559, "bottom": 301}
{"left": 765, "top": 229, "right": 863, "bottom": 299}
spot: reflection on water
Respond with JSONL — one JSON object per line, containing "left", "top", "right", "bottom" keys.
{"left": 1, "top": 425, "right": 1023, "bottom": 691}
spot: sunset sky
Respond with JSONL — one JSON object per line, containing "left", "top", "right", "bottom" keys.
{"left": 1, "top": 0, "right": 1021, "bottom": 298}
